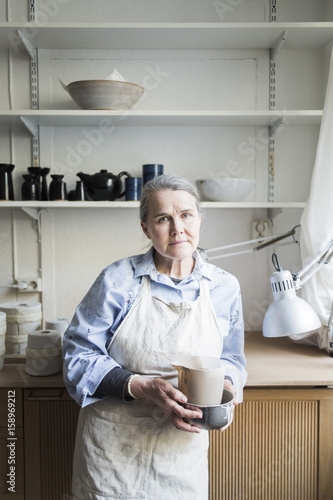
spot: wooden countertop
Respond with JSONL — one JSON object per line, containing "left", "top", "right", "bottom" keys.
{"left": 245, "top": 332, "right": 333, "bottom": 387}
{"left": 0, "top": 333, "right": 333, "bottom": 389}
{"left": 0, "top": 363, "right": 65, "bottom": 388}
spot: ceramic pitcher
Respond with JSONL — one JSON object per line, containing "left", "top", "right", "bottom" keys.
{"left": 172, "top": 355, "right": 226, "bottom": 405}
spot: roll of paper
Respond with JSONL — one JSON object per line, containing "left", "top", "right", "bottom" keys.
{"left": 0, "top": 301, "right": 41, "bottom": 336}
{"left": 45, "top": 318, "right": 69, "bottom": 335}
{"left": 25, "top": 329, "right": 63, "bottom": 376}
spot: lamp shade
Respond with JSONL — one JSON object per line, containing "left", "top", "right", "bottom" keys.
{"left": 263, "top": 270, "right": 321, "bottom": 338}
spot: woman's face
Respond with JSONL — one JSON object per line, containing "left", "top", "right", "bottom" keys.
{"left": 141, "top": 189, "right": 202, "bottom": 265}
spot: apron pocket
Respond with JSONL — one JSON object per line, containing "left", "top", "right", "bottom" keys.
{"left": 79, "top": 406, "right": 151, "bottom": 499}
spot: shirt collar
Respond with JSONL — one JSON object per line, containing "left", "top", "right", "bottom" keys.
{"left": 133, "top": 246, "right": 215, "bottom": 283}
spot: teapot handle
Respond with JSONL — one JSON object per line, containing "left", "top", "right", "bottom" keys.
{"left": 117, "top": 171, "right": 131, "bottom": 198}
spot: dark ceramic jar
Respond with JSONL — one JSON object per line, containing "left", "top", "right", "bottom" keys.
{"left": 0, "top": 164, "right": 15, "bottom": 201}
{"left": 49, "top": 175, "right": 67, "bottom": 201}
{"left": 21, "top": 174, "right": 40, "bottom": 201}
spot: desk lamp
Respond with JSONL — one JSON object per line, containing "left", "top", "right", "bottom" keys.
{"left": 263, "top": 239, "right": 333, "bottom": 339}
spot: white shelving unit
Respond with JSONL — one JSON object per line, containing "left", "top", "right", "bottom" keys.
{"left": 0, "top": 19, "right": 331, "bottom": 209}
{"left": 0, "top": 201, "right": 306, "bottom": 209}
{"left": 0, "top": 109, "right": 323, "bottom": 129}
{"left": 0, "top": 2, "right": 328, "bottom": 328}
{"left": 1, "top": 22, "right": 333, "bottom": 50}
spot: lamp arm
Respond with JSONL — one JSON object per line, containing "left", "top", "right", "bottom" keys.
{"left": 202, "top": 226, "right": 299, "bottom": 258}
{"left": 254, "top": 228, "right": 297, "bottom": 251}
{"left": 203, "top": 234, "right": 276, "bottom": 255}
{"left": 292, "top": 239, "right": 333, "bottom": 289}
{"left": 206, "top": 240, "right": 295, "bottom": 261}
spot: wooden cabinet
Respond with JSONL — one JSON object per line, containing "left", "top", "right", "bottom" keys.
{"left": 0, "top": 384, "right": 80, "bottom": 500}
{"left": 2, "top": 383, "right": 333, "bottom": 499}
{"left": 23, "top": 388, "right": 80, "bottom": 500}
{"left": 209, "top": 388, "right": 333, "bottom": 500}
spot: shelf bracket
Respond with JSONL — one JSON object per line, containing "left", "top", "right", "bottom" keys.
{"left": 270, "top": 116, "right": 287, "bottom": 137}
{"left": 270, "top": 30, "right": 288, "bottom": 61}
{"left": 267, "top": 207, "right": 283, "bottom": 220}
{"left": 19, "top": 116, "right": 38, "bottom": 137}
{"left": 21, "top": 207, "right": 39, "bottom": 222}
{"left": 16, "top": 29, "right": 36, "bottom": 60}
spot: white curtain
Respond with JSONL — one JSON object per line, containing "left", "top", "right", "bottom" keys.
{"left": 298, "top": 47, "right": 333, "bottom": 350}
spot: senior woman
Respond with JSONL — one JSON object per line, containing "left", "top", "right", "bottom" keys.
{"left": 63, "top": 174, "right": 247, "bottom": 500}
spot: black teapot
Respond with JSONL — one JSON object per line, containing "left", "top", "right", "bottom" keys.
{"left": 77, "top": 170, "right": 131, "bottom": 201}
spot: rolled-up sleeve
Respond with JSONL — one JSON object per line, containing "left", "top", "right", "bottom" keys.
{"left": 63, "top": 260, "right": 137, "bottom": 407}
{"left": 63, "top": 303, "right": 121, "bottom": 407}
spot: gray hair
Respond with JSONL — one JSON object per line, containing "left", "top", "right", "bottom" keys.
{"left": 140, "top": 174, "right": 203, "bottom": 224}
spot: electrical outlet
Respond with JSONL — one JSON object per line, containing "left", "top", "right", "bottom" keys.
{"left": 252, "top": 219, "right": 273, "bottom": 240}
{"left": 16, "top": 278, "right": 42, "bottom": 292}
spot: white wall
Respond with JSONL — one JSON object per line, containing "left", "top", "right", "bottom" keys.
{"left": 0, "top": 0, "right": 329, "bottom": 331}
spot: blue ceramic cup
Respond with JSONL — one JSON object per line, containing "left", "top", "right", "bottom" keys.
{"left": 125, "top": 177, "right": 142, "bottom": 201}
{"left": 142, "top": 164, "right": 164, "bottom": 185}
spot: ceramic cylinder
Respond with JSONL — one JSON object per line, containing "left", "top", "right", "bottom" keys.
{"left": 142, "top": 164, "right": 164, "bottom": 185}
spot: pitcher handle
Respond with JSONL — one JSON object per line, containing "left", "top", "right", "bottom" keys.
{"left": 117, "top": 171, "right": 131, "bottom": 198}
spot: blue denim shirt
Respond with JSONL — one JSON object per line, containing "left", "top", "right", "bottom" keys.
{"left": 63, "top": 248, "right": 247, "bottom": 407}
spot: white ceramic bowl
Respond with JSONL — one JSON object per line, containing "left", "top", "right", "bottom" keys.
{"left": 65, "top": 80, "right": 144, "bottom": 110}
{"left": 196, "top": 178, "right": 255, "bottom": 202}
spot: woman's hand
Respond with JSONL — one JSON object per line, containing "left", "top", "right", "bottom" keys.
{"left": 129, "top": 376, "right": 203, "bottom": 433}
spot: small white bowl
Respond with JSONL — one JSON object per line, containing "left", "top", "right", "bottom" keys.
{"left": 197, "top": 178, "right": 255, "bottom": 202}
{"left": 64, "top": 79, "right": 144, "bottom": 110}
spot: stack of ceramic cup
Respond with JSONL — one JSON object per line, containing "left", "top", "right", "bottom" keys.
{"left": 24, "top": 318, "right": 68, "bottom": 376}
{"left": 25, "top": 329, "right": 63, "bottom": 376}
{"left": 45, "top": 317, "right": 69, "bottom": 336}
{"left": 0, "top": 301, "right": 42, "bottom": 355}
{"left": 0, "top": 311, "right": 6, "bottom": 370}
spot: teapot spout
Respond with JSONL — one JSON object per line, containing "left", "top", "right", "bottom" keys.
{"left": 77, "top": 172, "right": 91, "bottom": 183}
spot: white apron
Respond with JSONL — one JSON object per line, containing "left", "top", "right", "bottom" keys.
{"left": 71, "top": 275, "right": 224, "bottom": 500}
